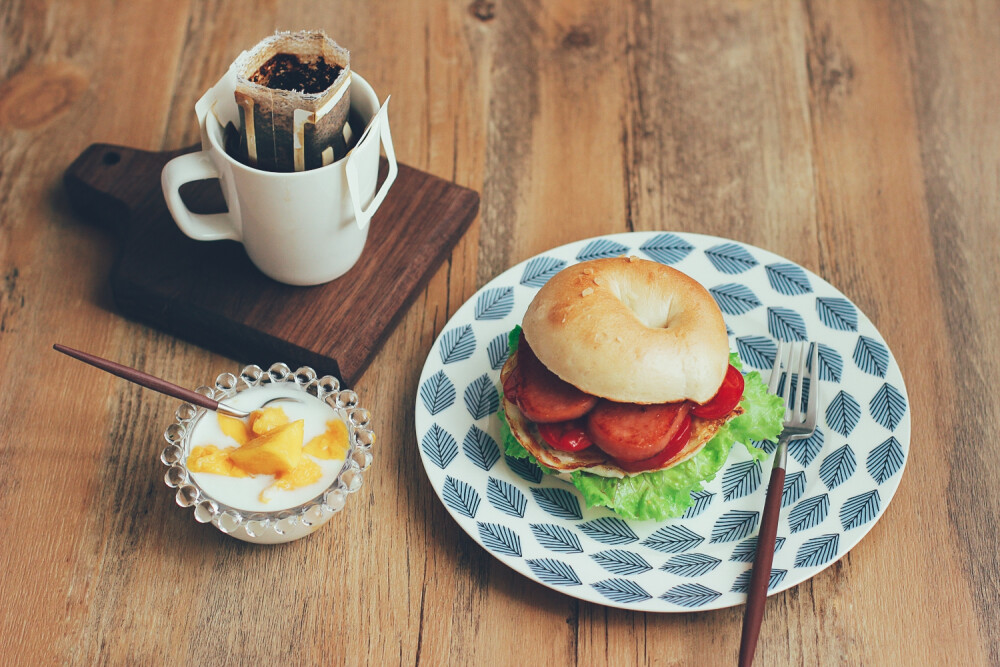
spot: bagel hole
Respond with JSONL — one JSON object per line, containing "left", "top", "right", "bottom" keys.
{"left": 610, "top": 283, "right": 675, "bottom": 329}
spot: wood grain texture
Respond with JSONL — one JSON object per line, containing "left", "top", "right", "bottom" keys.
{"left": 1, "top": 0, "right": 997, "bottom": 664}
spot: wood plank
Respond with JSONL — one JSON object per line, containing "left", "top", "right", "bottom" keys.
{"left": 789, "top": 1, "right": 987, "bottom": 664}
{"left": 905, "top": 2, "right": 1000, "bottom": 664}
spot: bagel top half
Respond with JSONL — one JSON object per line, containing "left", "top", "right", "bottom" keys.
{"left": 521, "top": 256, "right": 729, "bottom": 404}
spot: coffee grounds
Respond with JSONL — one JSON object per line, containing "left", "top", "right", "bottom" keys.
{"left": 249, "top": 53, "right": 343, "bottom": 94}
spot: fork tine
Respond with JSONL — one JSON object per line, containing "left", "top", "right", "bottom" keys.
{"left": 781, "top": 343, "right": 799, "bottom": 419}
{"left": 767, "top": 341, "right": 786, "bottom": 396}
{"left": 794, "top": 342, "right": 810, "bottom": 422}
{"left": 803, "top": 343, "right": 819, "bottom": 429}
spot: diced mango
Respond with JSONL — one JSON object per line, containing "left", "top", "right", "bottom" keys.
{"left": 258, "top": 456, "right": 324, "bottom": 503}
{"left": 187, "top": 445, "right": 249, "bottom": 478}
{"left": 248, "top": 406, "right": 289, "bottom": 435}
{"left": 274, "top": 457, "right": 323, "bottom": 491}
{"left": 303, "top": 419, "right": 350, "bottom": 461}
{"left": 229, "top": 419, "right": 304, "bottom": 475}
{"left": 218, "top": 414, "right": 252, "bottom": 446}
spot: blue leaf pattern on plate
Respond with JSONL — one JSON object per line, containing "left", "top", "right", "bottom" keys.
{"left": 463, "top": 425, "right": 500, "bottom": 471}
{"left": 487, "top": 476, "right": 527, "bottom": 518}
{"left": 853, "top": 335, "right": 889, "bottom": 378}
{"left": 840, "top": 490, "right": 881, "bottom": 530}
{"left": 487, "top": 332, "right": 511, "bottom": 370}
{"left": 815, "top": 343, "right": 844, "bottom": 382}
{"left": 577, "top": 518, "right": 639, "bottom": 545}
{"left": 530, "top": 487, "right": 583, "bottom": 520}
{"left": 816, "top": 297, "right": 858, "bottom": 331}
{"left": 439, "top": 325, "right": 476, "bottom": 364}
{"left": 765, "top": 263, "right": 812, "bottom": 295}
{"left": 420, "top": 371, "right": 455, "bottom": 415}
{"left": 722, "top": 460, "right": 762, "bottom": 501}
{"left": 826, "top": 391, "right": 861, "bottom": 436}
{"left": 641, "top": 525, "right": 705, "bottom": 553}
{"left": 442, "top": 476, "right": 480, "bottom": 519}
{"left": 754, "top": 438, "right": 778, "bottom": 456}
{"left": 709, "top": 284, "right": 762, "bottom": 315}
{"left": 788, "top": 427, "right": 824, "bottom": 466}
{"left": 729, "top": 536, "right": 786, "bottom": 563}
{"left": 731, "top": 568, "right": 787, "bottom": 593}
{"left": 819, "top": 445, "right": 857, "bottom": 489}
{"left": 464, "top": 374, "right": 499, "bottom": 420}
{"left": 526, "top": 559, "right": 582, "bottom": 586}
{"left": 591, "top": 550, "right": 653, "bottom": 576}
{"left": 530, "top": 523, "right": 583, "bottom": 553}
{"left": 681, "top": 491, "right": 715, "bottom": 519}
{"left": 870, "top": 383, "right": 907, "bottom": 430}
{"left": 661, "top": 553, "right": 722, "bottom": 577}
{"left": 576, "top": 239, "right": 630, "bottom": 261}
{"left": 767, "top": 307, "right": 808, "bottom": 342}
{"left": 639, "top": 233, "right": 694, "bottom": 264}
{"left": 794, "top": 534, "right": 839, "bottom": 567}
{"left": 782, "top": 471, "right": 807, "bottom": 508}
{"left": 592, "top": 579, "right": 652, "bottom": 604}
{"left": 520, "top": 257, "right": 566, "bottom": 287}
{"left": 506, "top": 455, "right": 543, "bottom": 484}
{"left": 867, "top": 437, "right": 904, "bottom": 484}
{"left": 705, "top": 243, "right": 758, "bottom": 274}
{"left": 660, "top": 583, "right": 721, "bottom": 608}
{"left": 474, "top": 286, "right": 515, "bottom": 320}
{"left": 736, "top": 335, "right": 777, "bottom": 369}
{"left": 421, "top": 424, "right": 458, "bottom": 470}
{"left": 788, "top": 494, "right": 830, "bottom": 533}
{"left": 711, "top": 510, "right": 759, "bottom": 543}
{"left": 477, "top": 522, "right": 522, "bottom": 557}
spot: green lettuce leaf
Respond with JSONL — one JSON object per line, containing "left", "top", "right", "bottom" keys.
{"left": 496, "top": 327, "right": 785, "bottom": 520}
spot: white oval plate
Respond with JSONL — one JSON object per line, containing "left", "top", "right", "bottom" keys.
{"left": 414, "top": 232, "right": 909, "bottom": 611}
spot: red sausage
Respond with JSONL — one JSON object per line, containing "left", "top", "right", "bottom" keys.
{"left": 510, "top": 341, "right": 598, "bottom": 423}
{"left": 586, "top": 400, "right": 692, "bottom": 462}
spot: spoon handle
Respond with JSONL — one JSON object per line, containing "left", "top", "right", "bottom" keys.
{"left": 53, "top": 344, "right": 220, "bottom": 412}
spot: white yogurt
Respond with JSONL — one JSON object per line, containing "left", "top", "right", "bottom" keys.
{"left": 187, "top": 384, "right": 347, "bottom": 512}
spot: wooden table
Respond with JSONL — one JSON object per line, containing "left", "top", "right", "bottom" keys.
{"left": 2, "top": 1, "right": 997, "bottom": 664}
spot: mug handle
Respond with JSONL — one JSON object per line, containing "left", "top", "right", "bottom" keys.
{"left": 161, "top": 151, "right": 241, "bottom": 241}
{"left": 346, "top": 104, "right": 398, "bottom": 231}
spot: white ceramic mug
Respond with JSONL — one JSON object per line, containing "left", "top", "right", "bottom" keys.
{"left": 161, "top": 73, "right": 397, "bottom": 286}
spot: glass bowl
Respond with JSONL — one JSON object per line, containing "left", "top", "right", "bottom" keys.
{"left": 160, "top": 363, "right": 374, "bottom": 544}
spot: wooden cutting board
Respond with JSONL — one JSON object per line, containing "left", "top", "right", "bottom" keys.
{"left": 64, "top": 144, "right": 479, "bottom": 386}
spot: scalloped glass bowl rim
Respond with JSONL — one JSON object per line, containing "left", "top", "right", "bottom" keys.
{"left": 159, "top": 362, "right": 373, "bottom": 542}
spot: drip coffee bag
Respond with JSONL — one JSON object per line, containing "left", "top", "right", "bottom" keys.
{"left": 232, "top": 31, "right": 352, "bottom": 172}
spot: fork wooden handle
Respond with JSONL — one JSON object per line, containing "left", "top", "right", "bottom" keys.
{"left": 53, "top": 343, "right": 220, "bottom": 412}
{"left": 738, "top": 463, "right": 786, "bottom": 667}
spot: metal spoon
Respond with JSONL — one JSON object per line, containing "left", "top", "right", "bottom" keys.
{"left": 53, "top": 344, "right": 300, "bottom": 418}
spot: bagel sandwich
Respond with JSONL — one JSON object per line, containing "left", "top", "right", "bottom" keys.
{"left": 497, "top": 256, "right": 785, "bottom": 520}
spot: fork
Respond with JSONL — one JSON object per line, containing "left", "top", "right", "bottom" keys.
{"left": 738, "top": 341, "right": 818, "bottom": 667}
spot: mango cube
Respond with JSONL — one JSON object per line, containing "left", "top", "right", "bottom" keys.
{"left": 218, "top": 414, "right": 252, "bottom": 446}
{"left": 303, "top": 419, "right": 350, "bottom": 460}
{"left": 249, "top": 406, "right": 289, "bottom": 435}
{"left": 187, "top": 445, "right": 249, "bottom": 477}
{"left": 230, "top": 419, "right": 304, "bottom": 475}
